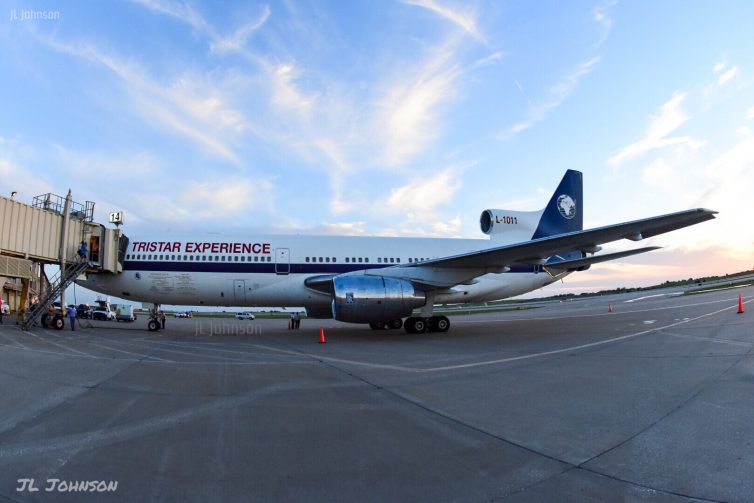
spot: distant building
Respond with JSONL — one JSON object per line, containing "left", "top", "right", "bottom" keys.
{"left": 0, "top": 263, "right": 42, "bottom": 314}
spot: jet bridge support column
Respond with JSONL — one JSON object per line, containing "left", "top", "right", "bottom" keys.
{"left": 58, "top": 190, "right": 72, "bottom": 310}
{"left": 19, "top": 278, "right": 29, "bottom": 313}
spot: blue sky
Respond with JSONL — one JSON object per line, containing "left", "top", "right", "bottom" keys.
{"left": 1, "top": 0, "right": 753, "bottom": 297}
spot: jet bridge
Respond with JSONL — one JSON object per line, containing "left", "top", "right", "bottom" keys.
{"left": 0, "top": 191, "right": 129, "bottom": 329}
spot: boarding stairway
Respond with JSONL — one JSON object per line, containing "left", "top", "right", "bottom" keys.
{"left": 21, "top": 260, "right": 90, "bottom": 331}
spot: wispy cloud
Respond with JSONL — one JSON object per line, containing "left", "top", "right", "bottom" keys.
{"left": 0, "top": 157, "right": 54, "bottom": 199}
{"left": 403, "top": 0, "right": 483, "bottom": 41}
{"left": 386, "top": 167, "right": 461, "bottom": 214}
{"left": 712, "top": 59, "right": 741, "bottom": 86}
{"left": 132, "top": 0, "right": 215, "bottom": 37}
{"left": 0, "top": 158, "right": 14, "bottom": 177}
{"left": 607, "top": 92, "right": 701, "bottom": 166}
{"left": 180, "top": 178, "right": 274, "bottom": 219}
{"left": 129, "top": 0, "right": 485, "bottom": 217}
{"left": 269, "top": 63, "right": 317, "bottom": 113}
{"left": 376, "top": 167, "right": 465, "bottom": 235}
{"left": 718, "top": 66, "right": 739, "bottom": 85}
{"left": 376, "top": 42, "right": 462, "bottom": 166}
{"left": 46, "top": 40, "right": 244, "bottom": 162}
{"left": 314, "top": 221, "right": 369, "bottom": 236}
{"left": 210, "top": 5, "right": 271, "bottom": 53}
{"left": 592, "top": 3, "right": 614, "bottom": 47}
{"left": 499, "top": 57, "right": 600, "bottom": 139}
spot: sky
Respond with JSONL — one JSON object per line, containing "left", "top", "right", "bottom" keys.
{"left": 0, "top": 0, "right": 753, "bottom": 302}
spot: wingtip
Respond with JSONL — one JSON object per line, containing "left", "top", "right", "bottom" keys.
{"left": 698, "top": 208, "right": 719, "bottom": 216}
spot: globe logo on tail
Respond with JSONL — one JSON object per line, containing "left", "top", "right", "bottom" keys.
{"left": 557, "top": 194, "right": 576, "bottom": 219}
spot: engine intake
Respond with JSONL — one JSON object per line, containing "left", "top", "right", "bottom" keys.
{"left": 480, "top": 209, "right": 543, "bottom": 243}
{"left": 332, "top": 276, "right": 425, "bottom": 323}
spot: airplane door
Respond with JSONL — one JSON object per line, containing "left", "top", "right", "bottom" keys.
{"left": 233, "top": 280, "right": 246, "bottom": 303}
{"left": 275, "top": 248, "right": 290, "bottom": 275}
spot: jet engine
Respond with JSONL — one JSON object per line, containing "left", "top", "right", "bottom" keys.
{"left": 479, "top": 209, "right": 542, "bottom": 243}
{"left": 331, "top": 276, "right": 425, "bottom": 323}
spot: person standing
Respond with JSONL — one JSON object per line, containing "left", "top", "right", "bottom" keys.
{"left": 159, "top": 311, "right": 166, "bottom": 330}
{"left": 78, "top": 241, "right": 87, "bottom": 261}
{"left": 68, "top": 304, "right": 77, "bottom": 331}
{"left": 293, "top": 311, "right": 301, "bottom": 329}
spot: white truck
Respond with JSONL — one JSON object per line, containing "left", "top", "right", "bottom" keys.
{"left": 113, "top": 304, "right": 137, "bottom": 322}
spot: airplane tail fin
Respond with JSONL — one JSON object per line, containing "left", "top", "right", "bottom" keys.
{"left": 531, "top": 169, "right": 583, "bottom": 239}
{"left": 479, "top": 169, "right": 583, "bottom": 244}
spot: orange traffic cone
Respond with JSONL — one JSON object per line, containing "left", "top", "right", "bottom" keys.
{"left": 738, "top": 294, "right": 745, "bottom": 314}
{"left": 608, "top": 304, "right": 613, "bottom": 313}
{"left": 319, "top": 327, "right": 327, "bottom": 344}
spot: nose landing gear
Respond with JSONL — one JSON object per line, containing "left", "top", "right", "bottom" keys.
{"left": 147, "top": 303, "right": 164, "bottom": 332}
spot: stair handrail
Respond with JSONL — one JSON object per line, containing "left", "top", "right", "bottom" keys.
{"left": 21, "top": 260, "right": 89, "bottom": 330}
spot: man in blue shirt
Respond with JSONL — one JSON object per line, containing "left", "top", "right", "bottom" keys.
{"left": 67, "top": 305, "right": 77, "bottom": 331}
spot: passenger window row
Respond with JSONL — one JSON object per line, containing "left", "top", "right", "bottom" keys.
{"left": 126, "top": 254, "right": 272, "bottom": 262}
{"left": 376, "top": 257, "right": 401, "bottom": 264}
{"left": 305, "top": 257, "right": 341, "bottom": 263}
{"left": 125, "top": 253, "right": 432, "bottom": 264}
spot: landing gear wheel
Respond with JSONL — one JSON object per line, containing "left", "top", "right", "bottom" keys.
{"left": 369, "top": 321, "right": 386, "bottom": 330}
{"left": 405, "top": 317, "right": 427, "bottom": 334}
{"left": 433, "top": 316, "right": 450, "bottom": 333}
{"left": 388, "top": 319, "right": 403, "bottom": 330}
{"left": 148, "top": 319, "right": 160, "bottom": 332}
{"left": 52, "top": 315, "right": 65, "bottom": 330}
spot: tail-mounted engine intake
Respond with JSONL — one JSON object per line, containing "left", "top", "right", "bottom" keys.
{"left": 332, "top": 276, "right": 425, "bottom": 323}
{"left": 479, "top": 209, "right": 542, "bottom": 243}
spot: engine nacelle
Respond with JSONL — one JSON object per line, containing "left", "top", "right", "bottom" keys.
{"left": 480, "top": 209, "right": 542, "bottom": 243}
{"left": 332, "top": 276, "right": 425, "bottom": 323}
{"left": 304, "top": 306, "right": 334, "bottom": 319}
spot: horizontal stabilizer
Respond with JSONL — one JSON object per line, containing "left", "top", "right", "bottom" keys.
{"left": 544, "top": 246, "right": 661, "bottom": 271}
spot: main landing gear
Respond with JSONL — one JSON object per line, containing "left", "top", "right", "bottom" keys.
{"left": 368, "top": 316, "right": 451, "bottom": 334}
{"left": 403, "top": 292, "right": 450, "bottom": 334}
{"left": 369, "top": 294, "right": 451, "bottom": 334}
{"left": 404, "top": 316, "right": 450, "bottom": 334}
{"left": 369, "top": 319, "right": 403, "bottom": 330}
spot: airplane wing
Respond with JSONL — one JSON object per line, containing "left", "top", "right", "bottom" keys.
{"left": 419, "top": 208, "right": 715, "bottom": 269}
{"left": 346, "top": 208, "right": 716, "bottom": 289}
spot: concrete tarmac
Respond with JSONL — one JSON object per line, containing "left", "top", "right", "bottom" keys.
{"left": 0, "top": 286, "right": 752, "bottom": 502}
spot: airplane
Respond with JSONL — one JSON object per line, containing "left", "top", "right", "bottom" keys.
{"left": 80, "top": 170, "right": 717, "bottom": 333}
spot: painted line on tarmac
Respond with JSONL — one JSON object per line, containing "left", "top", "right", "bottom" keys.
{"left": 417, "top": 303, "right": 743, "bottom": 372}
{"left": 281, "top": 303, "right": 744, "bottom": 374}
{"left": 624, "top": 294, "right": 669, "bottom": 303}
{"left": 454, "top": 296, "right": 750, "bottom": 324}
{"left": 661, "top": 331, "right": 752, "bottom": 348}
{"left": 84, "top": 341, "right": 175, "bottom": 362}
{"left": 151, "top": 339, "right": 313, "bottom": 361}
{"left": 26, "top": 331, "right": 97, "bottom": 357}
{"left": 0, "top": 330, "right": 29, "bottom": 350}
{"left": 94, "top": 337, "right": 257, "bottom": 363}
{"left": 251, "top": 344, "right": 416, "bottom": 372}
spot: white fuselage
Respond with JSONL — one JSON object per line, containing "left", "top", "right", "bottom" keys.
{"left": 80, "top": 234, "right": 564, "bottom": 310}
